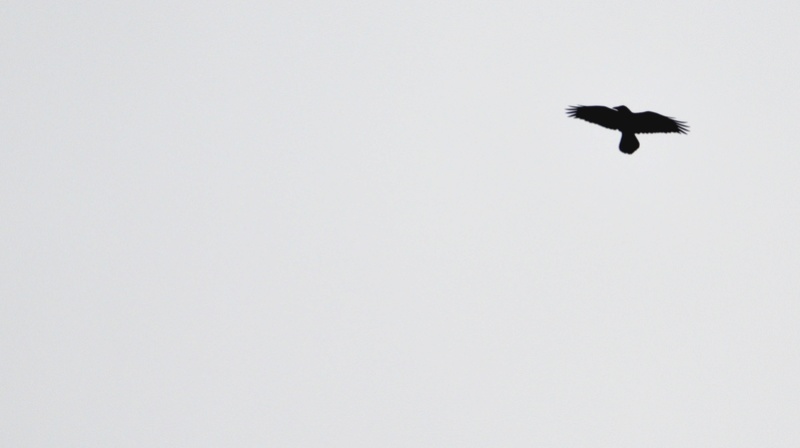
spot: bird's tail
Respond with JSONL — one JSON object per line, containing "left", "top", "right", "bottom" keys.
{"left": 619, "top": 133, "right": 640, "bottom": 154}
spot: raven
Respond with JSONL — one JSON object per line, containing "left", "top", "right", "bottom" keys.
{"left": 566, "top": 105, "right": 688, "bottom": 154}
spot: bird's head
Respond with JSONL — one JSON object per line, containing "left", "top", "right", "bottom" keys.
{"left": 614, "top": 105, "right": 631, "bottom": 113}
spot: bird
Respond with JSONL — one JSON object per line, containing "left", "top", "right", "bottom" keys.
{"left": 566, "top": 105, "right": 688, "bottom": 154}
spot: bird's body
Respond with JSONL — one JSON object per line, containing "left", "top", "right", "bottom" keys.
{"left": 566, "top": 105, "right": 688, "bottom": 154}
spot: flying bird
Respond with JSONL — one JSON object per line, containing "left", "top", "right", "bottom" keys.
{"left": 566, "top": 105, "right": 688, "bottom": 154}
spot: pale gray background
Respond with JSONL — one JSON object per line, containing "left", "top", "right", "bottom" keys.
{"left": 2, "top": 1, "right": 799, "bottom": 446}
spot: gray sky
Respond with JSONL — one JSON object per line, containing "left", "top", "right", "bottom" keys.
{"left": 3, "top": 1, "right": 800, "bottom": 446}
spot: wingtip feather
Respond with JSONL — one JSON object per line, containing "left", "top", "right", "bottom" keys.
{"left": 565, "top": 105, "right": 581, "bottom": 117}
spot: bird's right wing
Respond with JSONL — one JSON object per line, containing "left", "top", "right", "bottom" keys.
{"left": 566, "top": 105, "right": 620, "bottom": 130}
{"left": 631, "top": 111, "right": 689, "bottom": 134}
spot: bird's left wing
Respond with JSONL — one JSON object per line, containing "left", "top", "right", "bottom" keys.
{"left": 631, "top": 111, "right": 689, "bottom": 134}
{"left": 566, "top": 105, "right": 620, "bottom": 130}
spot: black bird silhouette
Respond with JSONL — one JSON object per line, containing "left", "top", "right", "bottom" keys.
{"left": 566, "top": 105, "right": 688, "bottom": 154}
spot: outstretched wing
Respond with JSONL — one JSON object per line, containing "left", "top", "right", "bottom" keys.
{"left": 566, "top": 105, "right": 620, "bottom": 130}
{"left": 631, "top": 111, "right": 689, "bottom": 134}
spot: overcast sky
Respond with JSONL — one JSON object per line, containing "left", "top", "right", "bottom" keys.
{"left": 3, "top": 1, "right": 800, "bottom": 446}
